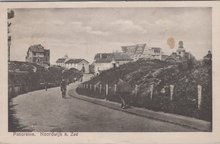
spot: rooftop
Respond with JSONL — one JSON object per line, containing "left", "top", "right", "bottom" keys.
{"left": 65, "top": 59, "right": 89, "bottom": 64}
{"left": 56, "top": 58, "right": 66, "bottom": 63}
{"left": 94, "top": 52, "right": 132, "bottom": 63}
{"left": 121, "top": 43, "right": 147, "bottom": 55}
{"left": 150, "top": 47, "right": 161, "bottom": 50}
{"left": 28, "top": 44, "right": 46, "bottom": 53}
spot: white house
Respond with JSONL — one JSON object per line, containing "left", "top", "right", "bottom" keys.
{"left": 56, "top": 58, "right": 67, "bottom": 67}
{"left": 56, "top": 55, "right": 69, "bottom": 67}
{"left": 92, "top": 52, "right": 132, "bottom": 75}
{"left": 65, "top": 59, "right": 90, "bottom": 73}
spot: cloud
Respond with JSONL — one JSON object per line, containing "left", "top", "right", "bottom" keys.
{"left": 71, "top": 21, "right": 109, "bottom": 36}
{"left": 110, "top": 20, "right": 146, "bottom": 34}
{"left": 52, "top": 20, "right": 65, "bottom": 25}
{"left": 10, "top": 8, "right": 211, "bottom": 63}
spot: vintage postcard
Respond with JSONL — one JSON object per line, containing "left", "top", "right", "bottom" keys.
{"left": 0, "top": 1, "right": 220, "bottom": 144}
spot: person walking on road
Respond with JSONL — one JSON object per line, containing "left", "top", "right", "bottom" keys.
{"left": 60, "top": 79, "right": 67, "bottom": 98}
{"left": 116, "top": 78, "right": 132, "bottom": 109}
{"left": 44, "top": 80, "right": 48, "bottom": 91}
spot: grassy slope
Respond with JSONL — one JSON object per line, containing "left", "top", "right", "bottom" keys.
{"left": 83, "top": 59, "right": 212, "bottom": 121}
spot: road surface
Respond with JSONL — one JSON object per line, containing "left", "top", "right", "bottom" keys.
{"left": 11, "top": 74, "right": 196, "bottom": 132}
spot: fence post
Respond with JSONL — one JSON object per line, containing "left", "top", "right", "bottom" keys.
{"left": 170, "top": 85, "right": 174, "bottom": 101}
{"left": 105, "top": 84, "right": 109, "bottom": 96}
{"left": 150, "top": 84, "right": 154, "bottom": 100}
{"left": 94, "top": 85, "right": 96, "bottom": 91}
{"left": 90, "top": 84, "right": 92, "bottom": 91}
{"left": 105, "top": 84, "right": 109, "bottom": 100}
{"left": 135, "top": 84, "right": 139, "bottom": 97}
{"left": 198, "top": 85, "right": 202, "bottom": 110}
{"left": 114, "top": 84, "right": 117, "bottom": 95}
{"left": 99, "top": 84, "right": 102, "bottom": 94}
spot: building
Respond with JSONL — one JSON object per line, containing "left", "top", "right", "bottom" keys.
{"left": 122, "top": 44, "right": 146, "bottom": 61}
{"left": 165, "top": 41, "right": 195, "bottom": 63}
{"left": 92, "top": 52, "right": 132, "bottom": 75}
{"left": 121, "top": 43, "right": 162, "bottom": 60}
{"left": 65, "top": 59, "right": 90, "bottom": 73}
{"left": 56, "top": 58, "right": 66, "bottom": 67}
{"left": 25, "top": 44, "right": 50, "bottom": 66}
{"left": 56, "top": 55, "right": 69, "bottom": 67}
{"left": 56, "top": 55, "right": 89, "bottom": 73}
{"left": 203, "top": 50, "right": 212, "bottom": 65}
{"left": 176, "top": 41, "right": 186, "bottom": 57}
{"left": 148, "top": 47, "right": 162, "bottom": 60}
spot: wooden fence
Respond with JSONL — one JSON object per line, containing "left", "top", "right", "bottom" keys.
{"left": 78, "top": 83, "right": 203, "bottom": 111}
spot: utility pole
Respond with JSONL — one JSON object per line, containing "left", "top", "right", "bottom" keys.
{"left": 8, "top": 9, "right": 14, "bottom": 62}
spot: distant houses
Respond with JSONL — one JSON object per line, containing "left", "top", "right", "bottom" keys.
{"left": 121, "top": 43, "right": 162, "bottom": 61}
{"left": 25, "top": 44, "right": 50, "bottom": 67}
{"left": 92, "top": 52, "right": 133, "bottom": 75}
{"left": 121, "top": 41, "right": 195, "bottom": 63}
{"left": 56, "top": 55, "right": 89, "bottom": 73}
{"left": 91, "top": 41, "right": 195, "bottom": 75}
{"left": 54, "top": 40, "right": 194, "bottom": 76}
{"left": 164, "top": 41, "right": 195, "bottom": 63}
{"left": 91, "top": 43, "right": 164, "bottom": 75}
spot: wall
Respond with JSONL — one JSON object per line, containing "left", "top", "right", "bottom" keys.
{"left": 77, "top": 62, "right": 90, "bottom": 74}
{"left": 94, "top": 63, "right": 113, "bottom": 75}
{"left": 117, "top": 60, "right": 131, "bottom": 65}
{"left": 65, "top": 61, "right": 90, "bottom": 73}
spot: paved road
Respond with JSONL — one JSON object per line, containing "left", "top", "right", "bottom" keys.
{"left": 11, "top": 75, "right": 196, "bottom": 132}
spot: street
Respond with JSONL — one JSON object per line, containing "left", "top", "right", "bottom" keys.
{"left": 11, "top": 75, "right": 196, "bottom": 132}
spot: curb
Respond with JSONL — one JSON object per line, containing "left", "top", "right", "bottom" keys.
{"left": 68, "top": 89, "right": 211, "bottom": 132}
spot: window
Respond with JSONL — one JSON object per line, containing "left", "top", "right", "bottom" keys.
{"left": 154, "top": 49, "right": 160, "bottom": 53}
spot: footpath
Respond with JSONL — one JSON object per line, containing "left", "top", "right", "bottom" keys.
{"left": 68, "top": 82, "right": 211, "bottom": 132}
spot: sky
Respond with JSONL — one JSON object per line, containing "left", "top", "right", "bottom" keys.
{"left": 9, "top": 7, "right": 211, "bottom": 64}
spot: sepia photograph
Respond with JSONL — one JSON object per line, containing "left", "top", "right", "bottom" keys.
{"left": 7, "top": 7, "right": 213, "bottom": 133}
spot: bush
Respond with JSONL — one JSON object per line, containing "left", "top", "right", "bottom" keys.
{"left": 8, "top": 61, "right": 82, "bottom": 97}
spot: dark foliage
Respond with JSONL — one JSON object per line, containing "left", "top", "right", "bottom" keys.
{"left": 77, "top": 59, "right": 212, "bottom": 121}
{"left": 8, "top": 61, "right": 83, "bottom": 97}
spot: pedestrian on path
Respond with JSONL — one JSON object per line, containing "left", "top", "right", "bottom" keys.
{"left": 116, "top": 78, "right": 132, "bottom": 109}
{"left": 44, "top": 80, "right": 48, "bottom": 91}
{"left": 60, "top": 79, "right": 67, "bottom": 98}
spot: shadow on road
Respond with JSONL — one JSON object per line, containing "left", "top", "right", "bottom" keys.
{"left": 8, "top": 99, "right": 33, "bottom": 132}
